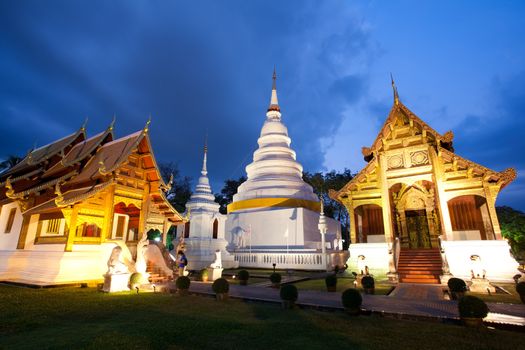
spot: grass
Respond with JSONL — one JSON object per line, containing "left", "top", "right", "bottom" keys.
{"left": 1, "top": 285, "right": 524, "bottom": 349}
{"left": 292, "top": 277, "right": 394, "bottom": 295}
{"left": 469, "top": 283, "right": 523, "bottom": 304}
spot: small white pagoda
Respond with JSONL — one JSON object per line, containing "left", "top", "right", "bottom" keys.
{"left": 176, "top": 142, "right": 238, "bottom": 270}
{"left": 225, "top": 70, "right": 347, "bottom": 270}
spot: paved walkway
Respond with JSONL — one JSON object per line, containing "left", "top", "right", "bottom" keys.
{"left": 187, "top": 282, "right": 525, "bottom": 327}
{"left": 389, "top": 283, "right": 444, "bottom": 300}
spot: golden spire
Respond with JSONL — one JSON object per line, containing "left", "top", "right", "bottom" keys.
{"left": 81, "top": 117, "right": 89, "bottom": 132}
{"left": 108, "top": 115, "right": 116, "bottom": 131}
{"left": 143, "top": 115, "right": 151, "bottom": 135}
{"left": 390, "top": 73, "right": 399, "bottom": 106}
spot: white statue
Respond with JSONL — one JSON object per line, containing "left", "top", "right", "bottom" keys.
{"left": 210, "top": 250, "right": 222, "bottom": 269}
{"left": 107, "top": 246, "right": 129, "bottom": 275}
{"left": 135, "top": 233, "right": 149, "bottom": 274}
{"left": 357, "top": 255, "right": 367, "bottom": 275}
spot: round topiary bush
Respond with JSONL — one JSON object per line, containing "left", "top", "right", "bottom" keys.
{"left": 516, "top": 281, "right": 525, "bottom": 303}
{"left": 458, "top": 295, "right": 489, "bottom": 319}
{"left": 341, "top": 288, "right": 362, "bottom": 311}
{"left": 238, "top": 269, "right": 250, "bottom": 281}
{"left": 270, "top": 272, "right": 282, "bottom": 284}
{"left": 361, "top": 276, "right": 375, "bottom": 289}
{"left": 325, "top": 275, "right": 337, "bottom": 292}
{"left": 280, "top": 284, "right": 298, "bottom": 301}
{"left": 448, "top": 277, "right": 467, "bottom": 292}
{"left": 130, "top": 272, "right": 144, "bottom": 286}
{"left": 176, "top": 276, "right": 191, "bottom": 290}
{"left": 212, "top": 278, "right": 230, "bottom": 294}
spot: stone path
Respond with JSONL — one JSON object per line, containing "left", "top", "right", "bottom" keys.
{"left": 389, "top": 283, "right": 444, "bottom": 300}
{"left": 187, "top": 282, "right": 525, "bottom": 327}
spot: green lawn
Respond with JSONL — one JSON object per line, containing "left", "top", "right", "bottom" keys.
{"left": 292, "top": 278, "right": 394, "bottom": 295}
{"left": 469, "top": 283, "right": 523, "bottom": 304}
{"left": 1, "top": 285, "right": 524, "bottom": 350}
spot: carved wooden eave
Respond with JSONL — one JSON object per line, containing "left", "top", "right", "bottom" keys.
{"left": 8, "top": 170, "right": 78, "bottom": 200}
{"left": 329, "top": 159, "right": 377, "bottom": 203}
{"left": 439, "top": 148, "right": 516, "bottom": 188}
{"left": 0, "top": 168, "right": 41, "bottom": 187}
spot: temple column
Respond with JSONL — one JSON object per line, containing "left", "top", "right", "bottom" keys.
{"left": 483, "top": 183, "right": 502, "bottom": 240}
{"left": 102, "top": 184, "right": 116, "bottom": 242}
{"left": 162, "top": 219, "right": 170, "bottom": 245}
{"left": 64, "top": 206, "right": 79, "bottom": 252}
{"left": 138, "top": 184, "right": 151, "bottom": 239}
{"left": 16, "top": 214, "right": 32, "bottom": 250}
{"left": 378, "top": 155, "right": 393, "bottom": 242}
{"left": 346, "top": 199, "right": 357, "bottom": 244}
{"left": 429, "top": 148, "right": 453, "bottom": 240}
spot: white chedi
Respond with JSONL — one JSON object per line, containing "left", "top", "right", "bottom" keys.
{"left": 175, "top": 143, "right": 239, "bottom": 270}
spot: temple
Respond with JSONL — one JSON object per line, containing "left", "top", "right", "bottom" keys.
{"left": 330, "top": 79, "right": 518, "bottom": 283}
{"left": 225, "top": 69, "right": 347, "bottom": 270}
{"left": 0, "top": 119, "right": 184, "bottom": 285}
{"left": 175, "top": 140, "right": 238, "bottom": 270}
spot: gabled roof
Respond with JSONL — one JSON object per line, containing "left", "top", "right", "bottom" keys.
{"left": 0, "top": 124, "right": 86, "bottom": 180}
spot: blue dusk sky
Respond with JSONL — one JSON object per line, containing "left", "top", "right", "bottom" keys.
{"left": 1, "top": 1, "right": 524, "bottom": 210}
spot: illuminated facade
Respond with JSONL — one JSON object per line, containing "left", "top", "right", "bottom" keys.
{"left": 0, "top": 120, "right": 183, "bottom": 285}
{"left": 330, "top": 82, "right": 518, "bottom": 283}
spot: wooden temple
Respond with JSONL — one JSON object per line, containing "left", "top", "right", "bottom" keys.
{"left": 0, "top": 119, "right": 184, "bottom": 284}
{"left": 329, "top": 81, "right": 518, "bottom": 282}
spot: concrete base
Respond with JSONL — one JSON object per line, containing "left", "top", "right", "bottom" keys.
{"left": 347, "top": 243, "right": 390, "bottom": 277}
{"left": 182, "top": 237, "right": 239, "bottom": 271}
{"left": 207, "top": 267, "right": 223, "bottom": 281}
{"left": 469, "top": 278, "right": 496, "bottom": 294}
{"left": 102, "top": 273, "right": 130, "bottom": 292}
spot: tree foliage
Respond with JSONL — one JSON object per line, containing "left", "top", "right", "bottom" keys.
{"left": 497, "top": 206, "right": 525, "bottom": 264}
{"left": 215, "top": 176, "right": 246, "bottom": 214}
{"left": 159, "top": 162, "right": 192, "bottom": 213}
{"left": 303, "top": 169, "right": 353, "bottom": 248}
{"left": 0, "top": 155, "right": 22, "bottom": 173}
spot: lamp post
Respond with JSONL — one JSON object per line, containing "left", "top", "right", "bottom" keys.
{"left": 318, "top": 198, "right": 328, "bottom": 271}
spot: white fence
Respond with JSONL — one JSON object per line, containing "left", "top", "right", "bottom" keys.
{"left": 234, "top": 251, "right": 326, "bottom": 270}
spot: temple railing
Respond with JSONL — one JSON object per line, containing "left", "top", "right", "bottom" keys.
{"left": 233, "top": 251, "right": 326, "bottom": 270}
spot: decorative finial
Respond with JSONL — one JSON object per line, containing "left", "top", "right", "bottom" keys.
{"left": 204, "top": 130, "right": 208, "bottom": 154}
{"left": 109, "top": 115, "right": 116, "bottom": 131}
{"left": 143, "top": 116, "right": 151, "bottom": 134}
{"left": 81, "top": 117, "right": 89, "bottom": 131}
{"left": 390, "top": 73, "right": 399, "bottom": 106}
{"left": 268, "top": 66, "right": 280, "bottom": 112}
{"left": 55, "top": 181, "right": 64, "bottom": 201}
{"left": 201, "top": 134, "right": 208, "bottom": 176}
{"left": 161, "top": 173, "right": 173, "bottom": 192}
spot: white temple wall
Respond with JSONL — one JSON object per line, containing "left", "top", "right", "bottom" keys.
{"left": 0, "top": 202, "right": 23, "bottom": 250}
{"left": 442, "top": 240, "right": 519, "bottom": 282}
{"left": 347, "top": 243, "right": 390, "bottom": 277}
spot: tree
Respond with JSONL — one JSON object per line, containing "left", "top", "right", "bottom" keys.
{"left": 0, "top": 155, "right": 22, "bottom": 173}
{"left": 303, "top": 169, "right": 354, "bottom": 249}
{"left": 497, "top": 206, "right": 525, "bottom": 264}
{"left": 215, "top": 176, "right": 246, "bottom": 214}
{"left": 159, "top": 162, "right": 192, "bottom": 213}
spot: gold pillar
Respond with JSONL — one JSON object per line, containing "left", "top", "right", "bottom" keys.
{"left": 138, "top": 184, "right": 151, "bottom": 237}
{"left": 64, "top": 206, "right": 79, "bottom": 252}
{"left": 483, "top": 183, "right": 502, "bottom": 240}
{"left": 429, "top": 148, "right": 453, "bottom": 240}
{"left": 346, "top": 199, "right": 356, "bottom": 244}
{"left": 379, "top": 155, "right": 393, "bottom": 242}
{"left": 102, "top": 184, "right": 116, "bottom": 242}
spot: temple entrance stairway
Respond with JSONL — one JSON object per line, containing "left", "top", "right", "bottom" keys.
{"left": 397, "top": 248, "right": 442, "bottom": 284}
{"left": 146, "top": 261, "right": 173, "bottom": 284}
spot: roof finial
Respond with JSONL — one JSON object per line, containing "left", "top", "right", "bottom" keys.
{"left": 108, "top": 115, "right": 116, "bottom": 131}
{"left": 390, "top": 73, "right": 399, "bottom": 105}
{"left": 143, "top": 115, "right": 151, "bottom": 134}
{"left": 81, "top": 117, "right": 89, "bottom": 131}
{"left": 268, "top": 66, "right": 280, "bottom": 112}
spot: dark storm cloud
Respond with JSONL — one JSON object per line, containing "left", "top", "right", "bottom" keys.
{"left": 453, "top": 72, "right": 525, "bottom": 210}
{"left": 0, "top": 0, "right": 373, "bottom": 193}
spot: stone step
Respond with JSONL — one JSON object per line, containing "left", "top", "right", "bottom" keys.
{"left": 399, "top": 278, "right": 440, "bottom": 284}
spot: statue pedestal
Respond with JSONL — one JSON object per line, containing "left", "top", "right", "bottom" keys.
{"left": 207, "top": 267, "right": 223, "bottom": 282}
{"left": 102, "top": 273, "right": 131, "bottom": 293}
{"left": 469, "top": 278, "right": 496, "bottom": 294}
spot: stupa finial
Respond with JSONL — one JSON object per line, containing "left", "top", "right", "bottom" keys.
{"left": 390, "top": 73, "right": 400, "bottom": 106}
{"left": 268, "top": 66, "right": 280, "bottom": 112}
{"left": 201, "top": 133, "right": 208, "bottom": 176}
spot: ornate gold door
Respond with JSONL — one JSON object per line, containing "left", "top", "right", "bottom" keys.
{"left": 406, "top": 210, "right": 431, "bottom": 249}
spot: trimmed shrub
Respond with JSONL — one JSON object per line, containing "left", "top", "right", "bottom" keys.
{"left": 176, "top": 276, "right": 191, "bottom": 290}
{"left": 200, "top": 269, "right": 209, "bottom": 281}
{"left": 212, "top": 278, "right": 230, "bottom": 294}
{"left": 448, "top": 278, "right": 467, "bottom": 292}
{"left": 238, "top": 270, "right": 250, "bottom": 281}
{"left": 270, "top": 272, "right": 282, "bottom": 284}
{"left": 342, "top": 288, "right": 363, "bottom": 309}
{"left": 458, "top": 295, "right": 489, "bottom": 319}
{"left": 361, "top": 276, "right": 375, "bottom": 289}
{"left": 325, "top": 275, "right": 337, "bottom": 288}
{"left": 280, "top": 284, "right": 298, "bottom": 301}
{"left": 516, "top": 281, "right": 525, "bottom": 295}
{"left": 130, "top": 273, "right": 144, "bottom": 286}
